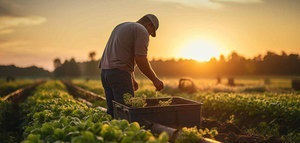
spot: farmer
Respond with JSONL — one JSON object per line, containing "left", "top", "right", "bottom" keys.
{"left": 99, "top": 14, "right": 164, "bottom": 117}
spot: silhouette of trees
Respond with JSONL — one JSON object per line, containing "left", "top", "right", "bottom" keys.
{"left": 1, "top": 50, "right": 297, "bottom": 78}
{"left": 53, "top": 52, "right": 100, "bottom": 78}
{"left": 135, "top": 51, "right": 300, "bottom": 77}
{"left": 53, "top": 58, "right": 81, "bottom": 78}
{"left": 50, "top": 50, "right": 299, "bottom": 78}
{"left": 0, "top": 65, "right": 51, "bottom": 77}
{"left": 256, "top": 51, "right": 300, "bottom": 75}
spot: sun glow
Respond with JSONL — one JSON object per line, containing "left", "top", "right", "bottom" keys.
{"left": 179, "top": 39, "right": 221, "bottom": 61}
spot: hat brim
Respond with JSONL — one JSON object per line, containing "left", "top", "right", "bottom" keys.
{"left": 150, "top": 31, "right": 156, "bottom": 37}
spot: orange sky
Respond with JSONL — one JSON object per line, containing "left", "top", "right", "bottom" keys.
{"left": 0, "top": 0, "right": 299, "bottom": 71}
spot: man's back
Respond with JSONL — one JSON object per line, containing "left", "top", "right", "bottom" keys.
{"left": 99, "top": 22, "right": 149, "bottom": 73}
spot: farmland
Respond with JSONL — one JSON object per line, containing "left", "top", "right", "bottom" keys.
{"left": 72, "top": 77, "right": 300, "bottom": 142}
{"left": 0, "top": 79, "right": 35, "bottom": 97}
{"left": 0, "top": 77, "right": 299, "bottom": 142}
{"left": 1, "top": 81, "right": 171, "bottom": 143}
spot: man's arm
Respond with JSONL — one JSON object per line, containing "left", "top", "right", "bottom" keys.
{"left": 135, "top": 55, "right": 163, "bottom": 91}
{"left": 135, "top": 55, "right": 157, "bottom": 81}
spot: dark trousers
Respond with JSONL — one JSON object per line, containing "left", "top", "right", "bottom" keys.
{"left": 101, "top": 69, "right": 134, "bottom": 118}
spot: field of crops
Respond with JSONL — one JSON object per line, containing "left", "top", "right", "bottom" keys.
{"left": 1, "top": 81, "right": 168, "bottom": 142}
{"left": 72, "top": 77, "right": 300, "bottom": 142}
{"left": 1, "top": 80, "right": 221, "bottom": 143}
{"left": 0, "top": 80, "right": 35, "bottom": 97}
{"left": 0, "top": 78, "right": 299, "bottom": 142}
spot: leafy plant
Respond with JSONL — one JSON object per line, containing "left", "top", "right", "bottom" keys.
{"left": 20, "top": 81, "right": 166, "bottom": 143}
{"left": 123, "top": 93, "right": 147, "bottom": 108}
{"left": 158, "top": 98, "right": 172, "bottom": 106}
{"left": 175, "top": 126, "right": 218, "bottom": 143}
{"left": 0, "top": 100, "right": 22, "bottom": 143}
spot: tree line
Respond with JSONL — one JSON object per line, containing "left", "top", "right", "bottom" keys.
{"left": 141, "top": 51, "right": 300, "bottom": 77}
{"left": 52, "top": 51, "right": 300, "bottom": 78}
{"left": 2, "top": 51, "right": 297, "bottom": 78}
{"left": 0, "top": 65, "right": 51, "bottom": 78}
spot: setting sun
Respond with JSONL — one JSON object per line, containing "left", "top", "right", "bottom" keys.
{"left": 179, "top": 39, "right": 221, "bottom": 61}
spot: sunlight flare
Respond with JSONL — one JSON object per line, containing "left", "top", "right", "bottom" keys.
{"left": 180, "top": 39, "right": 221, "bottom": 61}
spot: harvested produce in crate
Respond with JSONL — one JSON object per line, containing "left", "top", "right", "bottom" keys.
{"left": 159, "top": 97, "right": 173, "bottom": 106}
{"left": 123, "top": 93, "right": 147, "bottom": 107}
{"left": 124, "top": 93, "right": 173, "bottom": 107}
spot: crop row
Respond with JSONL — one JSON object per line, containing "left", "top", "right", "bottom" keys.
{"left": 20, "top": 81, "right": 169, "bottom": 143}
{"left": 162, "top": 90, "right": 299, "bottom": 142}
{"left": 0, "top": 80, "right": 35, "bottom": 97}
{"left": 72, "top": 80, "right": 105, "bottom": 96}
{"left": 189, "top": 92, "right": 299, "bottom": 142}
{"left": 1, "top": 80, "right": 40, "bottom": 143}
{"left": 0, "top": 99, "right": 22, "bottom": 142}
{"left": 193, "top": 93, "right": 299, "bottom": 126}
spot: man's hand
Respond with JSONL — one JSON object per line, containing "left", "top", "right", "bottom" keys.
{"left": 153, "top": 78, "right": 164, "bottom": 91}
{"left": 133, "top": 80, "right": 139, "bottom": 91}
{"left": 135, "top": 55, "right": 164, "bottom": 91}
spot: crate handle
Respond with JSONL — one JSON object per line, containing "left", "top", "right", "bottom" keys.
{"left": 114, "top": 104, "right": 122, "bottom": 110}
{"left": 122, "top": 108, "right": 129, "bottom": 113}
{"left": 115, "top": 104, "right": 129, "bottom": 113}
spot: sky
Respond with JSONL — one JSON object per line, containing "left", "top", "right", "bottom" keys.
{"left": 0, "top": 0, "right": 299, "bottom": 71}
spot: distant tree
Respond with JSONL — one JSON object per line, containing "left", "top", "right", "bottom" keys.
{"left": 219, "top": 54, "right": 226, "bottom": 63}
{"left": 227, "top": 52, "right": 247, "bottom": 75}
{"left": 80, "top": 51, "right": 98, "bottom": 76}
{"left": 53, "top": 66, "right": 64, "bottom": 78}
{"left": 89, "top": 51, "right": 96, "bottom": 61}
{"left": 53, "top": 58, "right": 81, "bottom": 78}
{"left": 216, "top": 54, "right": 227, "bottom": 76}
{"left": 209, "top": 57, "right": 217, "bottom": 63}
{"left": 253, "top": 54, "right": 262, "bottom": 62}
{"left": 66, "top": 58, "right": 81, "bottom": 77}
{"left": 53, "top": 58, "right": 62, "bottom": 69}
